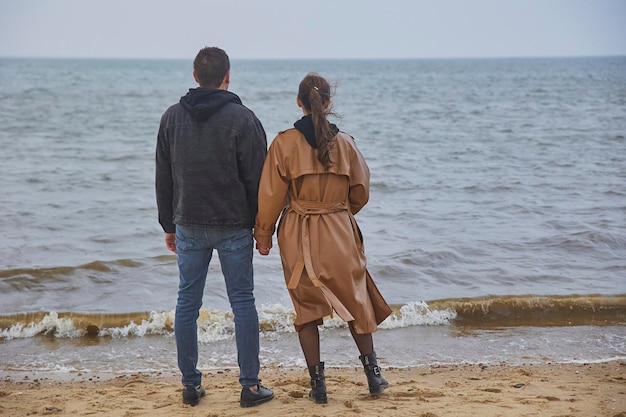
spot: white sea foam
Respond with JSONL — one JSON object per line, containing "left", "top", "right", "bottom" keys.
{"left": 0, "top": 312, "right": 82, "bottom": 339}
{"left": 379, "top": 301, "right": 457, "bottom": 329}
{"left": 196, "top": 308, "right": 236, "bottom": 343}
{"left": 100, "top": 310, "right": 175, "bottom": 338}
{"left": 0, "top": 302, "right": 457, "bottom": 340}
{"left": 257, "top": 304, "right": 296, "bottom": 333}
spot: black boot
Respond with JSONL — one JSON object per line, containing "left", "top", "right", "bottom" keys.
{"left": 307, "top": 362, "right": 328, "bottom": 404}
{"left": 359, "top": 352, "right": 389, "bottom": 394}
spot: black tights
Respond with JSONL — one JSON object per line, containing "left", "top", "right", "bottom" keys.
{"left": 298, "top": 321, "right": 374, "bottom": 366}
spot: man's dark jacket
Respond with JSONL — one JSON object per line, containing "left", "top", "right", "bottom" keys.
{"left": 156, "top": 88, "right": 267, "bottom": 233}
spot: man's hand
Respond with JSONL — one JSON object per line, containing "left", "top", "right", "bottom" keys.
{"left": 255, "top": 241, "right": 272, "bottom": 256}
{"left": 165, "top": 233, "right": 177, "bottom": 253}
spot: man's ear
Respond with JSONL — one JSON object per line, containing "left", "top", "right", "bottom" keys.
{"left": 193, "top": 70, "right": 200, "bottom": 85}
{"left": 221, "top": 71, "right": 230, "bottom": 89}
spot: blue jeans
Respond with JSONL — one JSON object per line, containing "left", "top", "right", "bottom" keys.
{"left": 174, "top": 225, "right": 260, "bottom": 387}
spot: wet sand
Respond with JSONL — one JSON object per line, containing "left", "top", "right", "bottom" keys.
{"left": 1, "top": 361, "right": 624, "bottom": 416}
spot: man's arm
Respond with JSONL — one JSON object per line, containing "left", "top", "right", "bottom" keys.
{"left": 155, "top": 119, "right": 176, "bottom": 235}
{"left": 237, "top": 115, "right": 268, "bottom": 220}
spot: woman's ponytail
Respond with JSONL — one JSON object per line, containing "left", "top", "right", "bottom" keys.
{"left": 298, "top": 73, "right": 337, "bottom": 170}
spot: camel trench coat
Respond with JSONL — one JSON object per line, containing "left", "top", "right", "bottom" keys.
{"left": 254, "top": 127, "right": 392, "bottom": 333}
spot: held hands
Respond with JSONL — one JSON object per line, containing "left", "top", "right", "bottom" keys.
{"left": 165, "top": 233, "right": 272, "bottom": 256}
{"left": 166, "top": 232, "right": 271, "bottom": 255}
{"left": 256, "top": 241, "right": 272, "bottom": 256}
{"left": 166, "top": 231, "right": 270, "bottom": 255}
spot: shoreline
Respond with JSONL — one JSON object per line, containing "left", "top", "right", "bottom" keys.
{"left": 1, "top": 361, "right": 624, "bottom": 416}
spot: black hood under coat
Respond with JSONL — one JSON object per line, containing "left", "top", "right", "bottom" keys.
{"left": 294, "top": 114, "right": 339, "bottom": 149}
{"left": 180, "top": 88, "right": 242, "bottom": 121}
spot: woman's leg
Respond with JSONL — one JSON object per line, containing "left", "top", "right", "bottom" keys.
{"left": 350, "top": 322, "right": 389, "bottom": 394}
{"left": 298, "top": 321, "right": 327, "bottom": 403}
{"left": 298, "top": 321, "right": 321, "bottom": 365}
{"left": 349, "top": 322, "right": 374, "bottom": 355}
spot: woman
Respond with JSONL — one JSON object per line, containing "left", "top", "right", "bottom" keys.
{"left": 254, "top": 73, "right": 392, "bottom": 404}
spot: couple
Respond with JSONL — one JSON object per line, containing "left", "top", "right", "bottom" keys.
{"left": 155, "top": 47, "right": 392, "bottom": 408}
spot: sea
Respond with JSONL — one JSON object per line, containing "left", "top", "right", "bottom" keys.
{"left": 0, "top": 56, "right": 625, "bottom": 379}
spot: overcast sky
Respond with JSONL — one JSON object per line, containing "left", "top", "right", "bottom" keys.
{"left": 0, "top": 0, "right": 624, "bottom": 60}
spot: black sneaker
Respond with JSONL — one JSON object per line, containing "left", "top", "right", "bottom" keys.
{"left": 182, "top": 384, "right": 206, "bottom": 406}
{"left": 240, "top": 383, "right": 274, "bottom": 407}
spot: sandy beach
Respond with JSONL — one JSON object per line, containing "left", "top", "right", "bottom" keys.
{"left": 1, "top": 361, "right": 624, "bottom": 417}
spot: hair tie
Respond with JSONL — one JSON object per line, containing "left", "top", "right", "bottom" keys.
{"left": 313, "top": 86, "right": 319, "bottom": 91}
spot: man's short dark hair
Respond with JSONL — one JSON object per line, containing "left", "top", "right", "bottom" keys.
{"left": 193, "top": 47, "right": 230, "bottom": 88}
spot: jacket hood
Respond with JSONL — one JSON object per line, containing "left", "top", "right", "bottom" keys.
{"left": 180, "top": 88, "right": 242, "bottom": 121}
{"left": 294, "top": 115, "right": 339, "bottom": 149}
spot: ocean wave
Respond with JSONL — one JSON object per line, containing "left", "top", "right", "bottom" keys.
{"left": 0, "top": 259, "right": 144, "bottom": 281}
{"left": 379, "top": 301, "right": 456, "bottom": 329}
{"left": 0, "top": 301, "right": 453, "bottom": 341}
{"left": 428, "top": 294, "right": 626, "bottom": 327}
{"left": 2, "top": 294, "right": 624, "bottom": 341}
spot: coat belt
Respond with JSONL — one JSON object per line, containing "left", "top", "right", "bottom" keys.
{"left": 286, "top": 200, "right": 348, "bottom": 290}
{"left": 286, "top": 199, "right": 356, "bottom": 323}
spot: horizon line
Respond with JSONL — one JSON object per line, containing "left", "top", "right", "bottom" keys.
{"left": 1, "top": 53, "right": 625, "bottom": 61}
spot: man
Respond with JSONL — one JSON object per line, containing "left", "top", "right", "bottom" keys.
{"left": 155, "top": 47, "right": 274, "bottom": 408}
